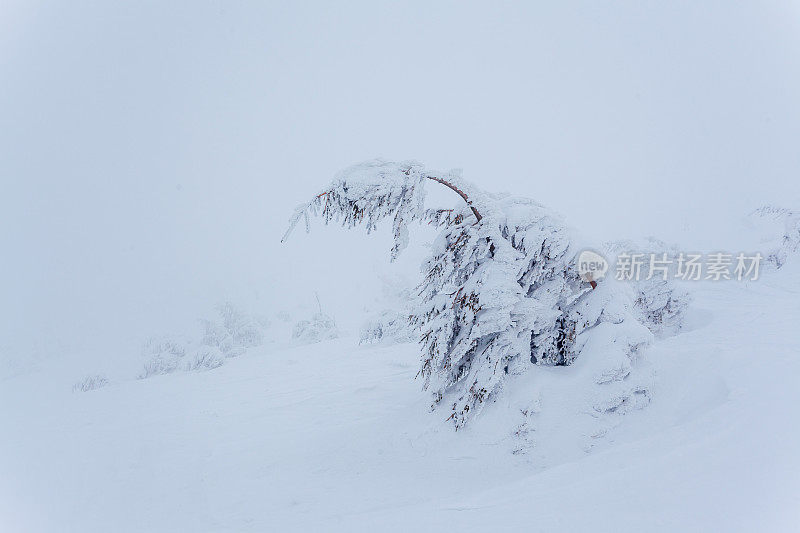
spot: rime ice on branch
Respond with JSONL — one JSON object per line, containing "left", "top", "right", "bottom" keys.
{"left": 283, "top": 160, "right": 683, "bottom": 429}
{"left": 282, "top": 160, "right": 486, "bottom": 260}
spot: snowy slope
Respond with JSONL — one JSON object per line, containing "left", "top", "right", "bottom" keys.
{"left": 4, "top": 2, "right": 800, "bottom": 531}
{"left": 2, "top": 258, "right": 798, "bottom": 532}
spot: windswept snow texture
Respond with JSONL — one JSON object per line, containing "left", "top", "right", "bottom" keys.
{"left": 2, "top": 260, "right": 799, "bottom": 531}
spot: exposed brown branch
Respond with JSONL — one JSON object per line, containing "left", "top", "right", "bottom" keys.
{"left": 424, "top": 175, "right": 482, "bottom": 222}
{"left": 316, "top": 173, "right": 482, "bottom": 222}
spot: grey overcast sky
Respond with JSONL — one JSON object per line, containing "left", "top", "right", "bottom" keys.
{"left": 2, "top": 1, "right": 799, "bottom": 359}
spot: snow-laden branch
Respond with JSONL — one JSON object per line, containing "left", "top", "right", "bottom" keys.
{"left": 421, "top": 174, "right": 482, "bottom": 222}
{"left": 281, "top": 160, "right": 483, "bottom": 260}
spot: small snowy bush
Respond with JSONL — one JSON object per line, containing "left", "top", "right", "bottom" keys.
{"left": 292, "top": 313, "right": 338, "bottom": 344}
{"left": 138, "top": 337, "right": 187, "bottom": 378}
{"left": 360, "top": 276, "right": 417, "bottom": 345}
{"left": 284, "top": 160, "right": 685, "bottom": 428}
{"left": 72, "top": 374, "right": 109, "bottom": 392}
{"left": 186, "top": 346, "right": 226, "bottom": 372}
{"left": 359, "top": 310, "right": 415, "bottom": 345}
{"left": 201, "top": 302, "right": 265, "bottom": 356}
{"left": 604, "top": 239, "right": 690, "bottom": 336}
{"left": 749, "top": 206, "right": 800, "bottom": 268}
{"left": 138, "top": 304, "right": 268, "bottom": 379}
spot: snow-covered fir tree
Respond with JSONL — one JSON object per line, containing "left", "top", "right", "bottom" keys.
{"left": 283, "top": 160, "right": 684, "bottom": 429}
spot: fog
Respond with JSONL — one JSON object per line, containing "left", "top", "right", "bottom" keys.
{"left": 2, "top": 1, "right": 799, "bottom": 366}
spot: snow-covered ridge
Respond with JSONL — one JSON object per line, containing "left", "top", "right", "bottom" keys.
{"left": 2, "top": 254, "right": 798, "bottom": 532}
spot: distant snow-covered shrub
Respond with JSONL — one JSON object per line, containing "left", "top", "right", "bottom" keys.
{"left": 138, "top": 304, "right": 269, "bottom": 379}
{"left": 138, "top": 337, "right": 187, "bottom": 379}
{"left": 201, "top": 302, "right": 265, "bottom": 356}
{"left": 360, "top": 274, "right": 417, "bottom": 345}
{"left": 186, "top": 346, "right": 226, "bottom": 372}
{"left": 749, "top": 206, "right": 800, "bottom": 268}
{"left": 292, "top": 313, "right": 338, "bottom": 344}
{"left": 72, "top": 374, "right": 109, "bottom": 392}
{"left": 604, "top": 239, "right": 690, "bottom": 336}
{"left": 633, "top": 277, "right": 689, "bottom": 335}
{"left": 359, "top": 310, "right": 415, "bottom": 345}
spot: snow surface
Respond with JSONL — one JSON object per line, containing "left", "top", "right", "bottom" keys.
{"left": 2, "top": 259, "right": 798, "bottom": 531}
